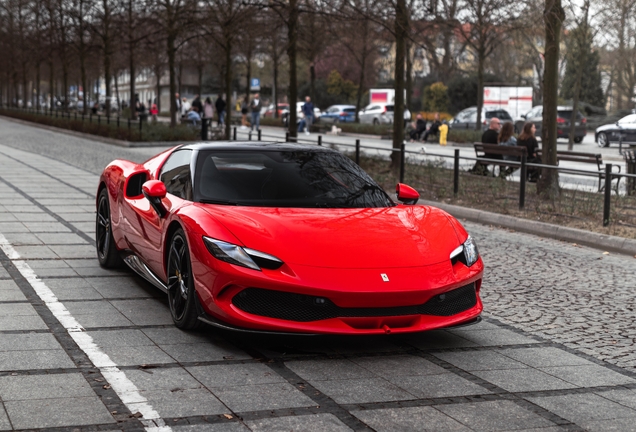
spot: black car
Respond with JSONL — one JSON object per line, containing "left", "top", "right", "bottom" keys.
{"left": 595, "top": 114, "right": 636, "bottom": 147}
{"left": 515, "top": 106, "right": 586, "bottom": 143}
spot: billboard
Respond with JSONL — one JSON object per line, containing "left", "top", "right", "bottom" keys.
{"left": 484, "top": 86, "right": 533, "bottom": 119}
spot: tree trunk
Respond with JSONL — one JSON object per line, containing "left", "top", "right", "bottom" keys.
{"left": 273, "top": 50, "right": 278, "bottom": 119}
{"left": 567, "top": 67, "right": 583, "bottom": 151}
{"left": 168, "top": 33, "right": 177, "bottom": 127}
{"left": 310, "top": 63, "right": 316, "bottom": 104}
{"left": 224, "top": 38, "right": 232, "bottom": 140}
{"left": 538, "top": 0, "right": 565, "bottom": 197}
{"left": 476, "top": 48, "right": 484, "bottom": 130}
{"left": 114, "top": 72, "right": 121, "bottom": 112}
{"left": 287, "top": 0, "right": 298, "bottom": 139}
{"left": 355, "top": 51, "right": 367, "bottom": 123}
{"left": 128, "top": 0, "right": 136, "bottom": 120}
{"left": 49, "top": 60, "right": 54, "bottom": 113}
{"left": 156, "top": 67, "right": 161, "bottom": 112}
{"left": 405, "top": 39, "right": 412, "bottom": 111}
{"left": 391, "top": 0, "right": 408, "bottom": 169}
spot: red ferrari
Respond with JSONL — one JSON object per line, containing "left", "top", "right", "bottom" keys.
{"left": 96, "top": 142, "right": 483, "bottom": 334}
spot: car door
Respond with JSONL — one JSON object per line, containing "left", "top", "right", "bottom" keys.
{"left": 617, "top": 114, "right": 636, "bottom": 143}
{"left": 124, "top": 149, "right": 193, "bottom": 277}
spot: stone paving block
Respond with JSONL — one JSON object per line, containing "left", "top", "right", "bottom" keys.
{"left": 0, "top": 213, "right": 17, "bottom": 222}
{"left": 87, "top": 276, "right": 156, "bottom": 298}
{"left": 23, "top": 222, "right": 71, "bottom": 233}
{"left": 0, "top": 406, "right": 10, "bottom": 431}
{"left": 527, "top": 393, "right": 636, "bottom": 423}
{"left": 0, "top": 222, "right": 29, "bottom": 233}
{"left": 0, "top": 333, "right": 62, "bottom": 351}
{"left": 540, "top": 365, "right": 636, "bottom": 387}
{"left": 2, "top": 232, "right": 42, "bottom": 245}
{"left": 25, "top": 260, "right": 77, "bottom": 277}
{"left": 352, "top": 355, "right": 448, "bottom": 378}
{"left": 0, "top": 373, "right": 94, "bottom": 400}
{"left": 310, "top": 377, "right": 414, "bottom": 404}
{"left": 46, "top": 205, "right": 91, "bottom": 214}
{"left": 45, "top": 279, "right": 103, "bottom": 300}
{"left": 126, "top": 366, "right": 207, "bottom": 391}
{"left": 139, "top": 388, "right": 227, "bottom": 418}
{"left": 72, "top": 222, "right": 96, "bottom": 233}
{"left": 62, "top": 301, "right": 133, "bottom": 328}
{"left": 13, "top": 245, "right": 58, "bottom": 259}
{"left": 160, "top": 342, "right": 250, "bottom": 363}
{"left": 353, "top": 406, "right": 472, "bottom": 432}
{"left": 596, "top": 388, "right": 636, "bottom": 410}
{"left": 7, "top": 206, "right": 44, "bottom": 213}
{"left": 247, "top": 413, "right": 353, "bottom": 432}
{"left": 399, "top": 330, "right": 478, "bottom": 350}
{"left": 0, "top": 303, "right": 39, "bottom": 316}
{"left": 35, "top": 233, "right": 89, "bottom": 244}
{"left": 188, "top": 363, "right": 286, "bottom": 387}
{"left": 142, "top": 327, "right": 215, "bottom": 345}
{"left": 285, "top": 359, "right": 375, "bottom": 381}
{"left": 434, "top": 350, "right": 529, "bottom": 372}
{"left": 0, "top": 349, "right": 75, "bottom": 371}
{"left": 48, "top": 245, "right": 95, "bottom": 259}
{"left": 56, "top": 212, "right": 96, "bottom": 222}
{"left": 110, "top": 299, "right": 173, "bottom": 326}
{"left": 211, "top": 382, "right": 316, "bottom": 412}
{"left": 389, "top": 373, "right": 490, "bottom": 399}
{"left": 498, "top": 347, "right": 595, "bottom": 368}
{"left": 172, "top": 423, "right": 249, "bottom": 432}
{"left": 435, "top": 400, "right": 557, "bottom": 431}
{"left": 451, "top": 329, "right": 539, "bottom": 346}
{"left": 4, "top": 396, "right": 115, "bottom": 429}
{"left": 0, "top": 315, "right": 49, "bottom": 331}
{"left": 88, "top": 329, "right": 155, "bottom": 347}
{"left": 17, "top": 213, "right": 56, "bottom": 222}
{"left": 578, "top": 417, "right": 636, "bottom": 431}
{"left": 98, "top": 345, "right": 176, "bottom": 366}
{"left": 0, "top": 279, "right": 26, "bottom": 301}
{"left": 472, "top": 368, "right": 576, "bottom": 392}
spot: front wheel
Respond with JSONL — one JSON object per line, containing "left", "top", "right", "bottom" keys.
{"left": 96, "top": 188, "right": 123, "bottom": 268}
{"left": 574, "top": 137, "right": 583, "bottom": 144}
{"left": 597, "top": 132, "right": 609, "bottom": 148}
{"left": 166, "top": 229, "right": 201, "bottom": 330}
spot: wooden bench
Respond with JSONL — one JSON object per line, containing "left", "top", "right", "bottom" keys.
{"left": 537, "top": 150, "right": 621, "bottom": 192}
{"left": 473, "top": 143, "right": 527, "bottom": 177}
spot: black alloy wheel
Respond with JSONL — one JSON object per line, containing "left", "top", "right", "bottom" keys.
{"left": 597, "top": 132, "right": 609, "bottom": 148}
{"left": 166, "top": 229, "right": 201, "bottom": 329}
{"left": 96, "top": 189, "right": 122, "bottom": 268}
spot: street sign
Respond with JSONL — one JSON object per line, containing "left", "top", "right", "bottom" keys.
{"left": 250, "top": 78, "right": 261, "bottom": 92}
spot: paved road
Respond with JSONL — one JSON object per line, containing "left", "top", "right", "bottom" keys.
{"left": 1, "top": 117, "right": 636, "bottom": 431}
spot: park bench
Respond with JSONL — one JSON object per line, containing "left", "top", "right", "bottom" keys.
{"left": 473, "top": 143, "right": 527, "bottom": 177}
{"left": 536, "top": 150, "right": 621, "bottom": 192}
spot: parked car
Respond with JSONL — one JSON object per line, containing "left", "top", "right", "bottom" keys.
{"left": 358, "top": 103, "right": 411, "bottom": 125}
{"left": 515, "top": 106, "right": 586, "bottom": 143}
{"left": 449, "top": 107, "right": 513, "bottom": 131}
{"left": 595, "top": 113, "right": 636, "bottom": 147}
{"left": 262, "top": 103, "right": 289, "bottom": 117}
{"left": 282, "top": 102, "right": 322, "bottom": 127}
{"left": 321, "top": 105, "right": 357, "bottom": 124}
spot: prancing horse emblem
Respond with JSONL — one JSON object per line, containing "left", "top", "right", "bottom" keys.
{"left": 381, "top": 273, "right": 389, "bottom": 282}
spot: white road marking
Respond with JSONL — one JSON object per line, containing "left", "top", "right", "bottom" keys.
{"left": 0, "top": 233, "right": 172, "bottom": 432}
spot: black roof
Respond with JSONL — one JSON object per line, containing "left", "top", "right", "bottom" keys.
{"left": 181, "top": 141, "right": 338, "bottom": 152}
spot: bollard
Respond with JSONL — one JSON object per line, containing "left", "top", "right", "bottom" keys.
{"left": 248, "top": 131, "right": 252, "bottom": 141}
{"left": 453, "top": 149, "right": 459, "bottom": 197}
{"left": 603, "top": 164, "right": 612, "bottom": 227}
{"left": 117, "top": 116, "right": 120, "bottom": 127}
{"left": 233, "top": 127, "right": 237, "bottom": 140}
{"left": 285, "top": 132, "right": 289, "bottom": 142}
{"left": 519, "top": 153, "right": 527, "bottom": 210}
{"left": 98, "top": 115, "right": 101, "bottom": 125}
{"left": 201, "top": 118, "right": 208, "bottom": 141}
{"left": 355, "top": 139, "right": 360, "bottom": 164}
{"left": 74, "top": 112, "right": 77, "bottom": 121}
{"left": 399, "top": 142, "right": 405, "bottom": 184}
{"left": 318, "top": 135, "right": 322, "bottom": 146}
{"left": 107, "top": 114, "right": 110, "bottom": 125}
{"left": 258, "top": 129, "right": 262, "bottom": 140}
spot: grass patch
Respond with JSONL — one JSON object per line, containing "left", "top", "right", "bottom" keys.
{"left": 355, "top": 153, "right": 636, "bottom": 239}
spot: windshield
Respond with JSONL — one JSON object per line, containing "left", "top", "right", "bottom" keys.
{"left": 194, "top": 150, "right": 394, "bottom": 208}
{"left": 557, "top": 110, "right": 583, "bottom": 120}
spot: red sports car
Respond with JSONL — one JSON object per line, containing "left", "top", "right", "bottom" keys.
{"left": 96, "top": 142, "right": 483, "bottom": 334}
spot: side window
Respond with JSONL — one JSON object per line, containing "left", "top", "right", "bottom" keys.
{"left": 159, "top": 150, "right": 193, "bottom": 200}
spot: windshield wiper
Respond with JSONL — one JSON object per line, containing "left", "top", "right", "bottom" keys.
{"left": 198, "top": 199, "right": 239, "bottom": 206}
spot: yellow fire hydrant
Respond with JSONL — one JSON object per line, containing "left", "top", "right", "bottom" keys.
{"left": 439, "top": 122, "right": 449, "bottom": 146}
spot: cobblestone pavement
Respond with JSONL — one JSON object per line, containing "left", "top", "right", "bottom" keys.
{"left": 1, "top": 117, "right": 636, "bottom": 431}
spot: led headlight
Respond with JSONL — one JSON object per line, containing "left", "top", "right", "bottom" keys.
{"left": 449, "top": 236, "right": 479, "bottom": 267}
{"left": 203, "top": 237, "right": 283, "bottom": 271}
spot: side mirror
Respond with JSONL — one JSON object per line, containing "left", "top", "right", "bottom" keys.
{"left": 142, "top": 180, "right": 167, "bottom": 217}
{"left": 396, "top": 183, "right": 419, "bottom": 205}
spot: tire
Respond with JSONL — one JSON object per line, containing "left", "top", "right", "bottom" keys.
{"left": 166, "top": 229, "right": 201, "bottom": 330}
{"left": 96, "top": 188, "right": 123, "bottom": 268}
{"left": 574, "top": 137, "right": 583, "bottom": 144}
{"left": 597, "top": 132, "right": 609, "bottom": 148}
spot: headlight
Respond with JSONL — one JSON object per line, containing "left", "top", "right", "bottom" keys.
{"left": 450, "top": 236, "right": 479, "bottom": 267}
{"left": 202, "top": 237, "right": 283, "bottom": 271}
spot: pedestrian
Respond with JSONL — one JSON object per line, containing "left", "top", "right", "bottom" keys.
{"left": 301, "top": 96, "right": 314, "bottom": 135}
{"left": 181, "top": 97, "right": 190, "bottom": 118}
{"left": 517, "top": 122, "right": 541, "bottom": 182}
{"left": 150, "top": 103, "right": 158, "bottom": 123}
{"left": 215, "top": 94, "right": 226, "bottom": 126}
{"left": 241, "top": 97, "right": 249, "bottom": 130}
{"left": 175, "top": 93, "right": 181, "bottom": 113}
{"left": 250, "top": 93, "right": 261, "bottom": 131}
{"left": 204, "top": 97, "right": 214, "bottom": 127}
{"left": 409, "top": 113, "right": 427, "bottom": 141}
{"left": 422, "top": 112, "right": 441, "bottom": 142}
{"left": 439, "top": 120, "right": 449, "bottom": 146}
{"left": 191, "top": 94, "right": 202, "bottom": 114}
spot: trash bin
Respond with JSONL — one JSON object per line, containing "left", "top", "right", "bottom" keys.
{"left": 625, "top": 150, "right": 636, "bottom": 196}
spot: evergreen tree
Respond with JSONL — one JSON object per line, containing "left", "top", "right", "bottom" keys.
{"left": 560, "top": 25, "right": 603, "bottom": 108}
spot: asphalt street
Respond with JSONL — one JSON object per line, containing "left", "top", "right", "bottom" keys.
{"left": 1, "top": 116, "right": 636, "bottom": 431}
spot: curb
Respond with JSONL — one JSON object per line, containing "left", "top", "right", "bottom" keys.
{"left": 0, "top": 115, "right": 198, "bottom": 148}
{"left": 421, "top": 199, "right": 636, "bottom": 257}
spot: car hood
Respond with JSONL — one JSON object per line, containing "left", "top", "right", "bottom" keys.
{"left": 198, "top": 205, "right": 461, "bottom": 269}
{"left": 596, "top": 123, "right": 617, "bottom": 133}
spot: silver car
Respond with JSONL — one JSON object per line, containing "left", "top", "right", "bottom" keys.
{"left": 359, "top": 103, "right": 411, "bottom": 125}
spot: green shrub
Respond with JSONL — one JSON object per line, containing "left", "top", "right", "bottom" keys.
{"left": 447, "top": 129, "right": 483, "bottom": 143}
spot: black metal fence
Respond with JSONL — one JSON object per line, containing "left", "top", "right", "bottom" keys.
{"left": 232, "top": 127, "right": 636, "bottom": 229}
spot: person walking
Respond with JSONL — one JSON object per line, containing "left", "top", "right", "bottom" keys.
{"left": 301, "top": 96, "right": 314, "bottom": 135}
{"left": 240, "top": 97, "right": 249, "bottom": 130}
{"left": 150, "top": 103, "right": 158, "bottom": 123}
{"left": 175, "top": 93, "right": 181, "bottom": 114}
{"left": 250, "top": 93, "right": 261, "bottom": 131}
{"left": 215, "top": 94, "right": 226, "bottom": 126}
{"left": 204, "top": 97, "right": 214, "bottom": 127}
{"left": 181, "top": 97, "right": 191, "bottom": 118}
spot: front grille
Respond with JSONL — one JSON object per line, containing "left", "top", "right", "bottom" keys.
{"left": 232, "top": 283, "right": 476, "bottom": 322}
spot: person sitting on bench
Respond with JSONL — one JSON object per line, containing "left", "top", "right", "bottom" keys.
{"left": 409, "top": 114, "right": 427, "bottom": 141}
{"left": 422, "top": 112, "right": 442, "bottom": 142}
